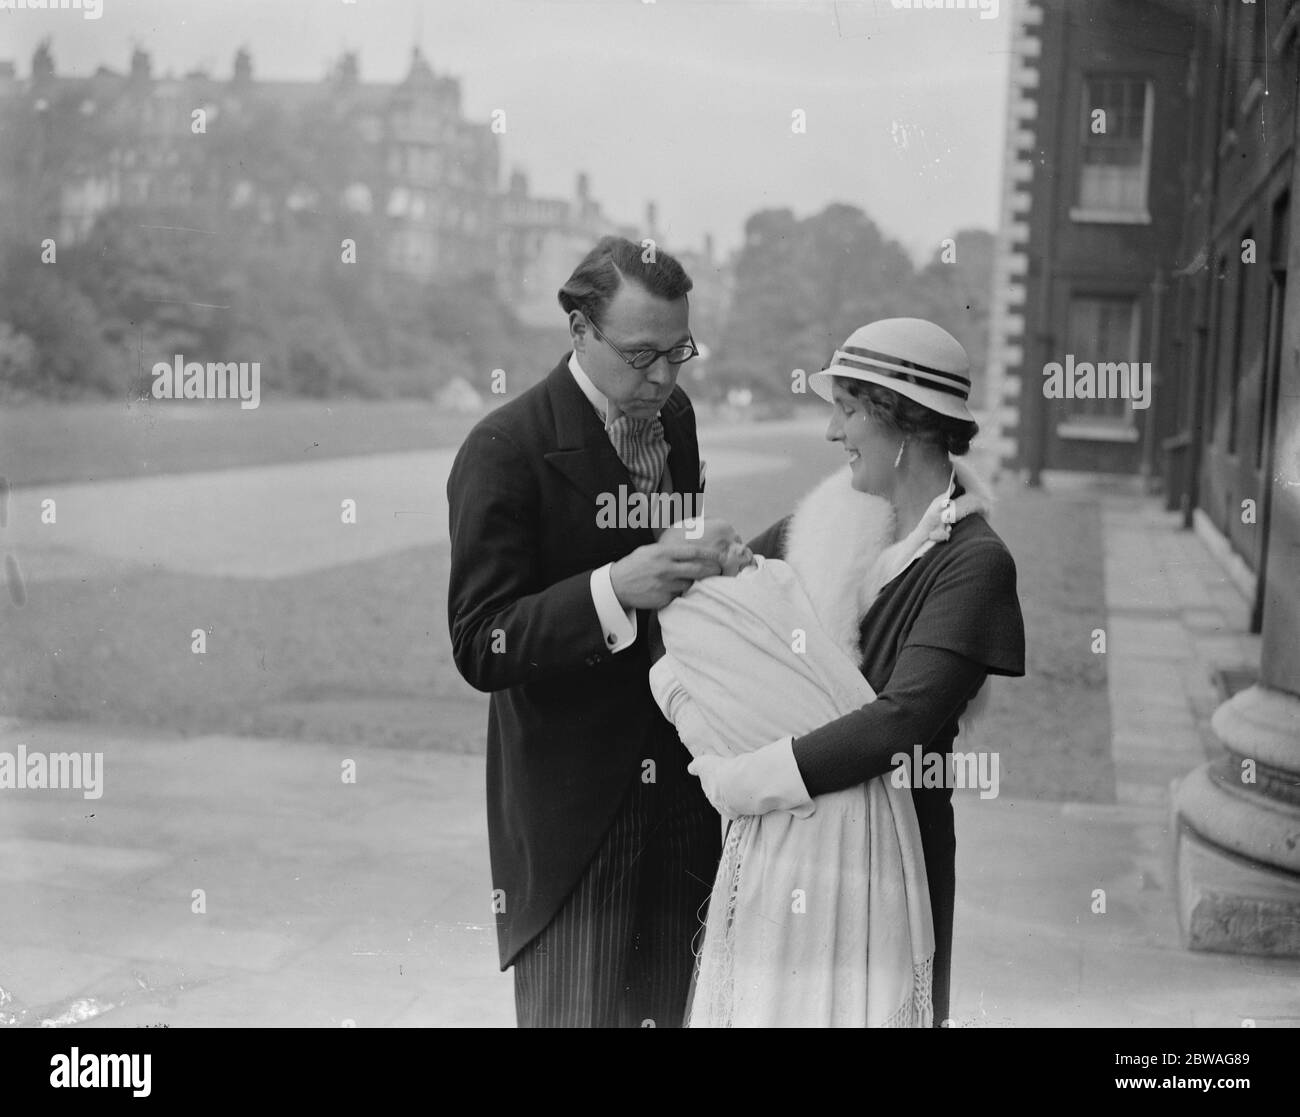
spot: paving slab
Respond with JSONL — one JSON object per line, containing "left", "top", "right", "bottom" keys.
{"left": 0, "top": 719, "right": 513, "bottom": 1029}
{"left": 949, "top": 796, "right": 1300, "bottom": 1028}
{"left": 2, "top": 452, "right": 1296, "bottom": 1028}
{"left": 3, "top": 715, "right": 1296, "bottom": 1029}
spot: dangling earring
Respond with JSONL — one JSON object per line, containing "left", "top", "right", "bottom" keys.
{"left": 894, "top": 439, "right": 907, "bottom": 470}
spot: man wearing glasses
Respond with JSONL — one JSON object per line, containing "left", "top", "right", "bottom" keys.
{"left": 446, "top": 236, "right": 723, "bottom": 1027}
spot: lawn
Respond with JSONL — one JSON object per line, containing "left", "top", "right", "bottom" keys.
{"left": 0, "top": 398, "right": 482, "bottom": 487}
{"left": 0, "top": 401, "right": 1114, "bottom": 803}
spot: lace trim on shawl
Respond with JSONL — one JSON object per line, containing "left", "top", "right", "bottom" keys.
{"left": 881, "top": 953, "right": 934, "bottom": 1029}
{"left": 690, "top": 817, "right": 934, "bottom": 1029}
{"left": 689, "top": 816, "right": 749, "bottom": 1029}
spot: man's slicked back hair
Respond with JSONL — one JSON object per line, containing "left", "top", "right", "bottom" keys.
{"left": 557, "top": 235, "right": 693, "bottom": 323}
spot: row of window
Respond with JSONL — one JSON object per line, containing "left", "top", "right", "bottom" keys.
{"left": 1205, "top": 191, "right": 1290, "bottom": 471}
{"left": 1052, "top": 5, "right": 1280, "bottom": 444}
{"left": 1056, "top": 183, "right": 1290, "bottom": 463}
{"left": 387, "top": 144, "right": 487, "bottom": 185}
{"left": 1071, "top": 0, "right": 1272, "bottom": 223}
{"left": 385, "top": 186, "right": 485, "bottom": 231}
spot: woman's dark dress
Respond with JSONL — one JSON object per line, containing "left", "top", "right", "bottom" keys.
{"left": 747, "top": 500, "right": 1025, "bottom": 1025}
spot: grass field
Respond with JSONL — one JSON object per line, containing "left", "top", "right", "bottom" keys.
{"left": 0, "top": 398, "right": 483, "bottom": 487}
{"left": 0, "top": 400, "right": 1114, "bottom": 803}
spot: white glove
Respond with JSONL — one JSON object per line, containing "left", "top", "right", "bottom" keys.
{"left": 687, "top": 736, "right": 815, "bottom": 820}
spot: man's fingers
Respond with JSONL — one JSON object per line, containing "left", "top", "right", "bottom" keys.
{"left": 659, "top": 543, "right": 723, "bottom": 564}
{"left": 671, "top": 559, "right": 722, "bottom": 581}
{"left": 670, "top": 551, "right": 722, "bottom": 577}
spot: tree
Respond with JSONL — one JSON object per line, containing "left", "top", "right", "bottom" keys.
{"left": 711, "top": 206, "right": 993, "bottom": 409}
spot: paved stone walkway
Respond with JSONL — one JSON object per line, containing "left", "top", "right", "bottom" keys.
{"left": 949, "top": 487, "right": 1297, "bottom": 1027}
{"left": 0, "top": 721, "right": 510, "bottom": 1028}
{"left": 1101, "top": 496, "right": 1260, "bottom": 810}
{"left": 2, "top": 478, "right": 1297, "bottom": 1027}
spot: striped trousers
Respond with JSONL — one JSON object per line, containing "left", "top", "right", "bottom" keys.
{"left": 512, "top": 772, "right": 719, "bottom": 1028}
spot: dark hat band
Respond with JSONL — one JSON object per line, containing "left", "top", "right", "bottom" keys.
{"left": 833, "top": 345, "right": 971, "bottom": 400}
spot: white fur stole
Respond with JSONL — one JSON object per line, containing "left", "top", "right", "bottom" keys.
{"left": 780, "top": 458, "right": 997, "bottom": 742}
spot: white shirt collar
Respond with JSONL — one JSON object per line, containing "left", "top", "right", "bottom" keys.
{"left": 568, "top": 351, "right": 615, "bottom": 428}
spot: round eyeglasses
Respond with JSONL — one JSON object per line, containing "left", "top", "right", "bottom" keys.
{"left": 587, "top": 316, "right": 699, "bottom": 371}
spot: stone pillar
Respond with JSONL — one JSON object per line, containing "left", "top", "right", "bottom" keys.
{"left": 1171, "top": 72, "right": 1300, "bottom": 956}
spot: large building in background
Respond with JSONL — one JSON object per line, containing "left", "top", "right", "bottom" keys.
{"left": 496, "top": 170, "right": 640, "bottom": 327}
{"left": 989, "top": 0, "right": 1297, "bottom": 598}
{"left": 987, "top": 0, "right": 1198, "bottom": 480}
{"left": 1166, "top": 0, "right": 1296, "bottom": 612}
{"left": 377, "top": 47, "right": 499, "bottom": 282}
{"left": 497, "top": 176, "right": 734, "bottom": 343}
{"left": 0, "top": 41, "right": 668, "bottom": 298}
{"left": 989, "top": 0, "right": 1300, "bottom": 959}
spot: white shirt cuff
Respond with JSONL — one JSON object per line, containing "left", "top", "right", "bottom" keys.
{"left": 590, "top": 562, "right": 637, "bottom": 653}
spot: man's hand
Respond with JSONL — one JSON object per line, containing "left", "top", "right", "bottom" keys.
{"left": 609, "top": 541, "right": 722, "bottom": 610}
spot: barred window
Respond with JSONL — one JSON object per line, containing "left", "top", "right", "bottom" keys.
{"left": 1076, "top": 77, "right": 1153, "bottom": 217}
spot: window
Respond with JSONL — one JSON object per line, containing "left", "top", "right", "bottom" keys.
{"left": 1209, "top": 253, "right": 1236, "bottom": 450}
{"left": 1260, "top": 193, "right": 1290, "bottom": 470}
{"left": 1057, "top": 295, "right": 1142, "bottom": 438}
{"left": 1261, "top": 271, "right": 1286, "bottom": 469}
{"left": 1073, "top": 76, "right": 1153, "bottom": 222}
{"left": 1227, "top": 230, "right": 1251, "bottom": 456}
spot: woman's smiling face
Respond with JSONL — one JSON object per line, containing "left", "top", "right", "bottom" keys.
{"left": 826, "top": 379, "right": 900, "bottom": 494}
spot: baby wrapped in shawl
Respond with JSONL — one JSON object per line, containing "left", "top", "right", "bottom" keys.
{"left": 647, "top": 488, "right": 981, "bottom": 1028}
{"left": 649, "top": 520, "right": 880, "bottom": 768}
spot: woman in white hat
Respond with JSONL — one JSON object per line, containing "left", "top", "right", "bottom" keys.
{"left": 678, "top": 317, "right": 1026, "bottom": 1026}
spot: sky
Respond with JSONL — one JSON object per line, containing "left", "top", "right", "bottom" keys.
{"left": 0, "top": 0, "right": 1014, "bottom": 262}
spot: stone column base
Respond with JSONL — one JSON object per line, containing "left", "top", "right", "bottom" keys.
{"left": 1171, "top": 685, "right": 1300, "bottom": 957}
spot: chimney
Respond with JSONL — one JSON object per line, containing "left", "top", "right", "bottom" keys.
{"left": 128, "top": 46, "right": 152, "bottom": 86}
{"left": 232, "top": 47, "right": 252, "bottom": 88}
{"left": 31, "top": 38, "right": 55, "bottom": 87}
{"left": 335, "top": 50, "right": 358, "bottom": 89}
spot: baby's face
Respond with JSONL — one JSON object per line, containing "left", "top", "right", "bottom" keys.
{"left": 664, "top": 518, "right": 755, "bottom": 577}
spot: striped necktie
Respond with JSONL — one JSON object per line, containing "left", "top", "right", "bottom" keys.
{"left": 606, "top": 414, "right": 671, "bottom": 496}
